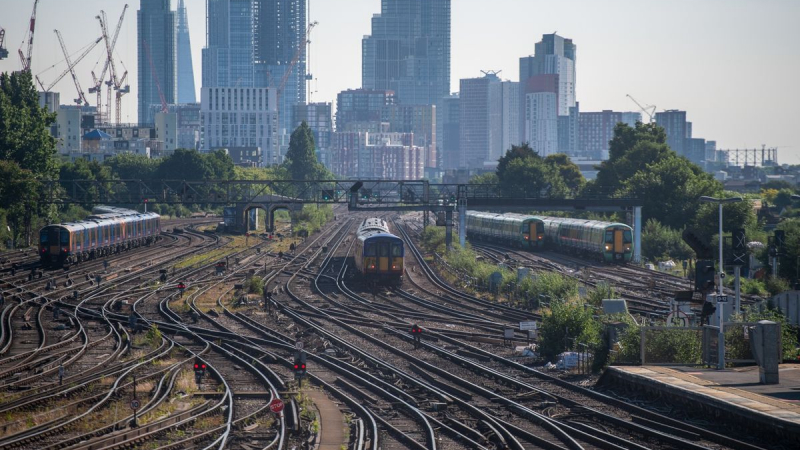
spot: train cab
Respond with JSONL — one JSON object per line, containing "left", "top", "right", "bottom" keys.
{"left": 604, "top": 225, "right": 633, "bottom": 262}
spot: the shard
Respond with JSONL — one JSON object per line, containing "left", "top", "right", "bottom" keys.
{"left": 176, "top": 0, "right": 196, "bottom": 103}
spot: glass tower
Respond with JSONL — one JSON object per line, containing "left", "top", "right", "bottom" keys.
{"left": 362, "top": 0, "right": 451, "bottom": 107}
{"left": 176, "top": 0, "right": 196, "bottom": 103}
{"left": 137, "top": 0, "right": 176, "bottom": 124}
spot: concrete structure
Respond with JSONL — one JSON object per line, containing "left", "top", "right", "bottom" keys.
{"left": 557, "top": 103, "right": 579, "bottom": 156}
{"left": 705, "top": 140, "right": 718, "bottom": 163}
{"left": 579, "top": 110, "right": 641, "bottom": 159}
{"left": 138, "top": 0, "right": 176, "bottom": 124}
{"left": 500, "top": 81, "right": 520, "bottom": 154}
{"left": 55, "top": 107, "right": 82, "bottom": 154}
{"left": 524, "top": 91, "right": 558, "bottom": 156}
{"left": 150, "top": 103, "right": 202, "bottom": 150}
{"left": 655, "top": 109, "right": 689, "bottom": 157}
{"left": 362, "top": 0, "right": 450, "bottom": 107}
{"left": 38, "top": 91, "right": 60, "bottom": 113}
{"left": 176, "top": 0, "right": 196, "bottom": 103}
{"left": 155, "top": 111, "right": 178, "bottom": 154}
{"left": 459, "top": 72, "right": 502, "bottom": 169}
{"left": 687, "top": 137, "right": 707, "bottom": 166}
{"left": 200, "top": 86, "right": 278, "bottom": 166}
{"left": 381, "top": 104, "right": 437, "bottom": 168}
{"left": 438, "top": 93, "right": 460, "bottom": 170}
{"left": 335, "top": 89, "right": 395, "bottom": 132}
{"left": 331, "top": 132, "right": 424, "bottom": 180}
{"left": 294, "top": 102, "right": 333, "bottom": 166}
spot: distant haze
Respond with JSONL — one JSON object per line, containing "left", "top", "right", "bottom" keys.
{"left": 0, "top": 0, "right": 797, "bottom": 164}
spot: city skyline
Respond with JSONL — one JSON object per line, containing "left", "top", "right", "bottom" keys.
{"left": 0, "top": 0, "right": 797, "bottom": 163}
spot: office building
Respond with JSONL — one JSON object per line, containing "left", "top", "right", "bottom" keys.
{"left": 522, "top": 74, "right": 558, "bottom": 156}
{"left": 155, "top": 111, "right": 178, "bottom": 154}
{"left": 176, "top": 0, "right": 196, "bottom": 103}
{"left": 138, "top": 0, "right": 176, "bottom": 124}
{"left": 362, "top": 0, "right": 451, "bottom": 107}
{"left": 500, "top": 81, "right": 520, "bottom": 154}
{"left": 200, "top": 86, "right": 278, "bottom": 166}
{"left": 687, "top": 137, "right": 706, "bottom": 166}
{"left": 336, "top": 89, "right": 395, "bottom": 131}
{"left": 459, "top": 72, "right": 502, "bottom": 169}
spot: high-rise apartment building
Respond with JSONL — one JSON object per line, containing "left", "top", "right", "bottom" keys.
{"left": 200, "top": 86, "right": 278, "bottom": 165}
{"left": 294, "top": 102, "right": 333, "bottom": 166}
{"left": 138, "top": 0, "right": 176, "bottom": 124}
{"left": 459, "top": 73, "right": 502, "bottom": 169}
{"left": 176, "top": 0, "right": 196, "bottom": 103}
{"left": 362, "top": 0, "right": 451, "bottom": 107}
{"left": 655, "top": 110, "right": 689, "bottom": 157}
{"left": 381, "top": 104, "right": 437, "bottom": 168}
{"left": 500, "top": 81, "right": 520, "bottom": 154}
{"left": 578, "top": 110, "right": 640, "bottom": 159}
{"left": 519, "top": 34, "right": 576, "bottom": 116}
{"left": 331, "top": 131, "right": 424, "bottom": 180}
{"left": 335, "top": 89, "right": 395, "bottom": 131}
{"left": 522, "top": 74, "right": 558, "bottom": 156}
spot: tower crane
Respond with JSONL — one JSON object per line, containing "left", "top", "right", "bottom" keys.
{"left": 53, "top": 30, "right": 91, "bottom": 106}
{"left": 143, "top": 39, "right": 168, "bottom": 115}
{"left": 91, "top": 5, "right": 128, "bottom": 124}
{"left": 626, "top": 94, "right": 656, "bottom": 123}
{"left": 18, "top": 0, "right": 40, "bottom": 72}
{"left": 0, "top": 27, "right": 9, "bottom": 60}
{"left": 36, "top": 33, "right": 103, "bottom": 105}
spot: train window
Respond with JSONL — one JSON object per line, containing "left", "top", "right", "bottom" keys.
{"left": 605, "top": 231, "right": 613, "bottom": 242}
{"left": 364, "top": 243, "right": 376, "bottom": 256}
{"left": 379, "top": 243, "right": 389, "bottom": 257}
{"left": 391, "top": 243, "right": 402, "bottom": 257}
{"left": 623, "top": 230, "right": 632, "bottom": 243}
{"left": 40, "top": 231, "right": 49, "bottom": 243}
{"left": 61, "top": 229, "right": 70, "bottom": 245}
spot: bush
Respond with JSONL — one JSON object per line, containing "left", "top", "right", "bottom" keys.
{"left": 539, "top": 299, "right": 601, "bottom": 362}
{"left": 519, "top": 272, "right": 579, "bottom": 307}
{"left": 641, "top": 219, "right": 694, "bottom": 262}
{"left": 735, "top": 305, "right": 799, "bottom": 360}
{"left": 419, "top": 226, "right": 445, "bottom": 254}
{"left": 617, "top": 324, "right": 701, "bottom": 364}
{"left": 765, "top": 277, "right": 791, "bottom": 296}
{"left": 246, "top": 276, "right": 264, "bottom": 295}
{"left": 586, "top": 282, "right": 616, "bottom": 308}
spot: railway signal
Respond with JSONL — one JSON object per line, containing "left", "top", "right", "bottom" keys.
{"left": 177, "top": 282, "right": 186, "bottom": 296}
{"left": 411, "top": 324, "right": 422, "bottom": 349}
{"left": 321, "top": 189, "right": 334, "bottom": 201}
{"left": 194, "top": 358, "right": 207, "bottom": 385}
{"left": 695, "top": 260, "right": 715, "bottom": 292}
{"left": 293, "top": 351, "right": 307, "bottom": 386}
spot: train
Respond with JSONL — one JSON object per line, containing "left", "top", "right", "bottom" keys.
{"left": 39, "top": 206, "right": 161, "bottom": 267}
{"left": 465, "top": 211, "right": 633, "bottom": 263}
{"left": 353, "top": 218, "right": 404, "bottom": 284}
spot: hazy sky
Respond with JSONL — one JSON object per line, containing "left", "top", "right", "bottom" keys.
{"left": 1, "top": 0, "right": 798, "bottom": 164}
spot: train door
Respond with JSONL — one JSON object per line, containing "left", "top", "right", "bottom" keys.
{"left": 49, "top": 228, "right": 60, "bottom": 255}
{"left": 614, "top": 229, "right": 624, "bottom": 255}
{"left": 378, "top": 242, "right": 389, "bottom": 271}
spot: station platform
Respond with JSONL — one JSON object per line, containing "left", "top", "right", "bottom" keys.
{"left": 600, "top": 364, "right": 800, "bottom": 442}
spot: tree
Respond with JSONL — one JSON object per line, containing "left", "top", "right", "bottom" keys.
{"left": 106, "top": 153, "right": 159, "bottom": 180}
{"left": 774, "top": 219, "right": 800, "bottom": 283}
{"left": 641, "top": 218, "right": 694, "bottom": 262}
{"left": 544, "top": 154, "right": 585, "bottom": 194}
{"left": 0, "top": 161, "right": 41, "bottom": 246}
{"left": 156, "top": 149, "right": 212, "bottom": 181}
{"left": 591, "top": 122, "right": 671, "bottom": 195}
{"left": 59, "top": 159, "right": 114, "bottom": 206}
{"left": 284, "top": 122, "right": 323, "bottom": 181}
{"left": 499, "top": 157, "right": 569, "bottom": 198}
{"left": 469, "top": 172, "right": 499, "bottom": 185}
{"left": 203, "top": 149, "right": 235, "bottom": 180}
{"left": 539, "top": 299, "right": 601, "bottom": 362}
{"left": 496, "top": 143, "right": 539, "bottom": 181}
{"left": 620, "top": 155, "right": 721, "bottom": 229}
{"left": 690, "top": 194, "right": 759, "bottom": 244}
{"left": 0, "top": 71, "right": 58, "bottom": 179}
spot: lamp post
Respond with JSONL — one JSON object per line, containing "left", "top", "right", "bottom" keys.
{"left": 699, "top": 195, "right": 743, "bottom": 370}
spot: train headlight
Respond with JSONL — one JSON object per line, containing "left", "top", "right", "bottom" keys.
{"left": 369, "top": 265, "right": 375, "bottom": 269}
{"left": 524, "top": 234, "right": 529, "bottom": 240}
{"left": 604, "top": 244, "right": 611, "bottom": 251}
{"left": 392, "top": 265, "right": 397, "bottom": 269}
{"left": 538, "top": 235, "right": 543, "bottom": 240}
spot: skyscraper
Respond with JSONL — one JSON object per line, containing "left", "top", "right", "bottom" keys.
{"left": 202, "top": 0, "right": 257, "bottom": 89}
{"left": 258, "top": 0, "right": 307, "bottom": 140}
{"left": 655, "top": 110, "right": 689, "bottom": 157}
{"left": 362, "top": 0, "right": 451, "bottom": 107}
{"left": 176, "top": 0, "right": 196, "bottom": 103}
{"left": 138, "top": 0, "right": 176, "bottom": 124}
{"left": 519, "top": 34, "right": 576, "bottom": 116}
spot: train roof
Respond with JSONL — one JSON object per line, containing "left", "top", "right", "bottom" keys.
{"left": 541, "top": 216, "right": 632, "bottom": 230}
{"left": 42, "top": 211, "right": 160, "bottom": 232}
{"left": 357, "top": 218, "right": 389, "bottom": 236}
{"left": 358, "top": 231, "right": 402, "bottom": 242}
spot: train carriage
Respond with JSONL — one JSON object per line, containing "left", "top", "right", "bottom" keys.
{"left": 353, "top": 218, "right": 404, "bottom": 285}
{"left": 465, "top": 211, "right": 545, "bottom": 249}
{"left": 40, "top": 207, "right": 160, "bottom": 267}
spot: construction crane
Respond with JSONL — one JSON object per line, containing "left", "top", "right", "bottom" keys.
{"left": 273, "top": 21, "right": 317, "bottom": 136}
{"left": 0, "top": 27, "right": 9, "bottom": 60}
{"left": 143, "top": 39, "right": 168, "bottom": 115}
{"left": 626, "top": 94, "right": 656, "bottom": 123}
{"left": 91, "top": 5, "right": 128, "bottom": 124}
{"left": 18, "top": 0, "right": 40, "bottom": 72}
{"left": 37, "top": 33, "right": 103, "bottom": 105}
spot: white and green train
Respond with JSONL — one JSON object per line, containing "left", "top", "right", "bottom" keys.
{"left": 466, "top": 211, "right": 633, "bottom": 263}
